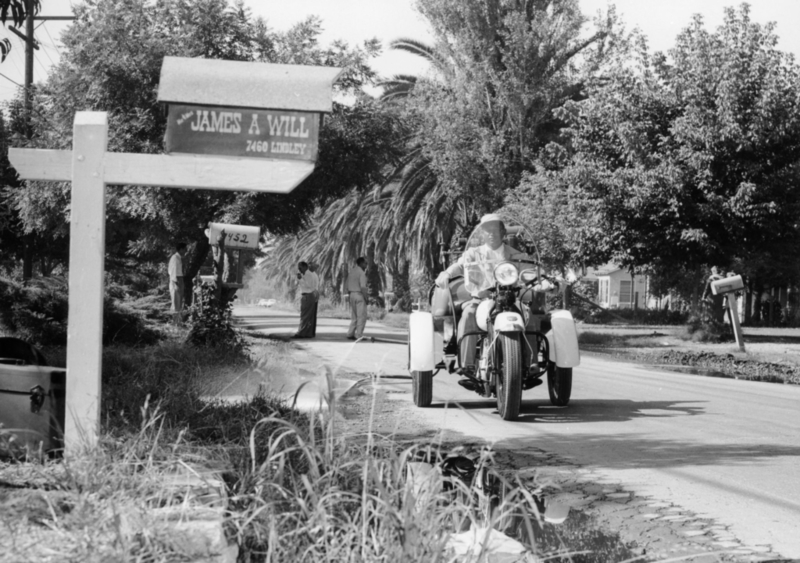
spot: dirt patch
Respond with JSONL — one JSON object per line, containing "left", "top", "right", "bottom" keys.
{"left": 583, "top": 346, "right": 800, "bottom": 386}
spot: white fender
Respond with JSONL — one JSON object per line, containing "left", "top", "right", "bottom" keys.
{"left": 409, "top": 311, "right": 435, "bottom": 371}
{"left": 476, "top": 300, "right": 495, "bottom": 331}
{"left": 493, "top": 311, "right": 526, "bottom": 333}
{"left": 545, "top": 309, "right": 580, "bottom": 368}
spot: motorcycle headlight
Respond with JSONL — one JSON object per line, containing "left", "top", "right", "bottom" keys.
{"left": 494, "top": 262, "right": 519, "bottom": 286}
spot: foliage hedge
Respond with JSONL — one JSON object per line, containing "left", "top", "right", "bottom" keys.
{"left": 0, "top": 275, "right": 162, "bottom": 346}
{"left": 580, "top": 307, "right": 689, "bottom": 326}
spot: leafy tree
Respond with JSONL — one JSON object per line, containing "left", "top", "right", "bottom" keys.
{"left": 0, "top": 0, "right": 39, "bottom": 61}
{"left": 512, "top": 4, "right": 800, "bottom": 302}
{"left": 4, "top": 0, "right": 395, "bottom": 301}
{"left": 265, "top": 0, "right": 621, "bottom": 295}
{"left": 407, "top": 0, "right": 618, "bottom": 209}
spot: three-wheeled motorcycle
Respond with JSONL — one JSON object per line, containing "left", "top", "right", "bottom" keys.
{"left": 407, "top": 218, "right": 580, "bottom": 421}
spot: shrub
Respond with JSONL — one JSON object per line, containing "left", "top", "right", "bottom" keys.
{"left": 581, "top": 306, "right": 689, "bottom": 325}
{"left": 186, "top": 281, "right": 248, "bottom": 353}
{"left": 577, "top": 331, "right": 621, "bottom": 346}
{"left": 681, "top": 315, "right": 733, "bottom": 343}
{"left": 0, "top": 275, "right": 162, "bottom": 347}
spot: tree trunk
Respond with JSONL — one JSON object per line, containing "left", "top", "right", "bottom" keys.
{"left": 389, "top": 258, "right": 411, "bottom": 312}
{"left": 768, "top": 287, "right": 775, "bottom": 326}
{"left": 753, "top": 281, "right": 763, "bottom": 324}
{"left": 743, "top": 281, "right": 752, "bottom": 325}
{"left": 691, "top": 283, "right": 700, "bottom": 316}
{"left": 366, "top": 245, "right": 384, "bottom": 308}
{"left": 183, "top": 231, "right": 210, "bottom": 307}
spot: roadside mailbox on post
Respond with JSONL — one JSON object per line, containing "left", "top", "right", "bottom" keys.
{"left": 205, "top": 222, "right": 260, "bottom": 289}
{"left": 711, "top": 275, "right": 746, "bottom": 352}
{"left": 8, "top": 57, "right": 342, "bottom": 453}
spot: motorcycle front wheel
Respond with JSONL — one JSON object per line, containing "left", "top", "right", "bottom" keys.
{"left": 547, "top": 365, "right": 572, "bottom": 406}
{"left": 496, "top": 333, "right": 523, "bottom": 421}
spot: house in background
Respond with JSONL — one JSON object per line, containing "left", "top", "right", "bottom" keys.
{"left": 584, "top": 264, "right": 649, "bottom": 309}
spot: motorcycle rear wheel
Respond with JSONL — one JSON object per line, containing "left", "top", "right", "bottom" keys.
{"left": 412, "top": 370, "right": 433, "bottom": 407}
{"left": 547, "top": 365, "right": 572, "bottom": 406}
{"left": 496, "top": 333, "right": 523, "bottom": 421}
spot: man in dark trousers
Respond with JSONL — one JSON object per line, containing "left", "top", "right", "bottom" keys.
{"left": 292, "top": 261, "right": 319, "bottom": 338}
{"left": 702, "top": 266, "right": 725, "bottom": 323}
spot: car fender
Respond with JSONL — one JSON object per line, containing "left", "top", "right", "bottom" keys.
{"left": 493, "top": 311, "right": 526, "bottom": 333}
{"left": 545, "top": 309, "right": 580, "bottom": 368}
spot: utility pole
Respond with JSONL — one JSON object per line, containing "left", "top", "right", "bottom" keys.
{"left": 8, "top": 1, "right": 74, "bottom": 279}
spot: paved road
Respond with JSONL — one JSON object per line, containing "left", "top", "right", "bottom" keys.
{"left": 236, "top": 306, "right": 800, "bottom": 559}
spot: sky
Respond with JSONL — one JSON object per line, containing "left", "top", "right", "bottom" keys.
{"left": 1, "top": 0, "right": 800, "bottom": 107}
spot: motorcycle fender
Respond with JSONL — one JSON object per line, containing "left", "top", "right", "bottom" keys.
{"left": 545, "top": 309, "right": 580, "bottom": 368}
{"left": 494, "top": 311, "right": 526, "bottom": 333}
{"left": 476, "top": 300, "right": 495, "bottom": 332}
{"left": 409, "top": 311, "right": 436, "bottom": 371}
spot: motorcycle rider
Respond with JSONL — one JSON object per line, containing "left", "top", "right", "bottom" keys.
{"left": 435, "top": 214, "right": 533, "bottom": 373}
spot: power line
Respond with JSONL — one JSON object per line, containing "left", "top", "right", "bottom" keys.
{"left": 0, "top": 72, "right": 22, "bottom": 87}
{"left": 42, "top": 23, "right": 62, "bottom": 57}
{"left": 37, "top": 38, "right": 57, "bottom": 67}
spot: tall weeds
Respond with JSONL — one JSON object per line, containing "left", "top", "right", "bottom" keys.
{"left": 2, "top": 340, "right": 619, "bottom": 562}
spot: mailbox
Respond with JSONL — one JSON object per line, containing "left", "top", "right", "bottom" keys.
{"left": 205, "top": 222, "right": 259, "bottom": 289}
{"left": 710, "top": 275, "right": 744, "bottom": 296}
{"left": 207, "top": 222, "right": 259, "bottom": 250}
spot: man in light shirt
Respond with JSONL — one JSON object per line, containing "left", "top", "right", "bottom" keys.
{"left": 292, "top": 261, "right": 320, "bottom": 338}
{"left": 435, "top": 214, "right": 530, "bottom": 371}
{"left": 168, "top": 242, "right": 187, "bottom": 325}
{"left": 345, "top": 257, "right": 369, "bottom": 340}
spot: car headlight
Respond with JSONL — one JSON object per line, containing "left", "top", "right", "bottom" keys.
{"left": 494, "top": 262, "right": 519, "bottom": 286}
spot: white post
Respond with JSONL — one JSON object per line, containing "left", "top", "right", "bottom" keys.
{"left": 64, "top": 112, "right": 108, "bottom": 450}
{"left": 727, "top": 293, "right": 746, "bottom": 353}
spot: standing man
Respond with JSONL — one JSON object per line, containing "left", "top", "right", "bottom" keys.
{"left": 292, "top": 261, "right": 319, "bottom": 338}
{"left": 168, "top": 242, "right": 187, "bottom": 325}
{"left": 345, "top": 257, "right": 369, "bottom": 340}
{"left": 702, "top": 266, "right": 725, "bottom": 323}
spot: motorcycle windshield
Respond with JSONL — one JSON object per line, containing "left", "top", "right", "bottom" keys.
{"left": 461, "top": 219, "right": 534, "bottom": 295}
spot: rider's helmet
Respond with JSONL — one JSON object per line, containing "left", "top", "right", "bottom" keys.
{"left": 477, "top": 214, "right": 506, "bottom": 250}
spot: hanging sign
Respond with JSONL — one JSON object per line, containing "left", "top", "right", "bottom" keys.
{"left": 165, "top": 105, "right": 320, "bottom": 161}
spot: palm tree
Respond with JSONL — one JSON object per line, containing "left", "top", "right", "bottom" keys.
{"left": 263, "top": 36, "right": 488, "bottom": 311}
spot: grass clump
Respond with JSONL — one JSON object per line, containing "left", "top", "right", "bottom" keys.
{"left": 2, "top": 334, "right": 641, "bottom": 562}
{"left": 679, "top": 316, "right": 733, "bottom": 343}
{"left": 577, "top": 331, "right": 622, "bottom": 346}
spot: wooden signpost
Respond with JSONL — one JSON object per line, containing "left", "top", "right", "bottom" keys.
{"left": 8, "top": 57, "right": 341, "bottom": 453}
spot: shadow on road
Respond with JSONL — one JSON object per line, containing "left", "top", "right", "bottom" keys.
{"left": 424, "top": 398, "right": 705, "bottom": 423}
{"left": 492, "top": 430, "right": 800, "bottom": 470}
